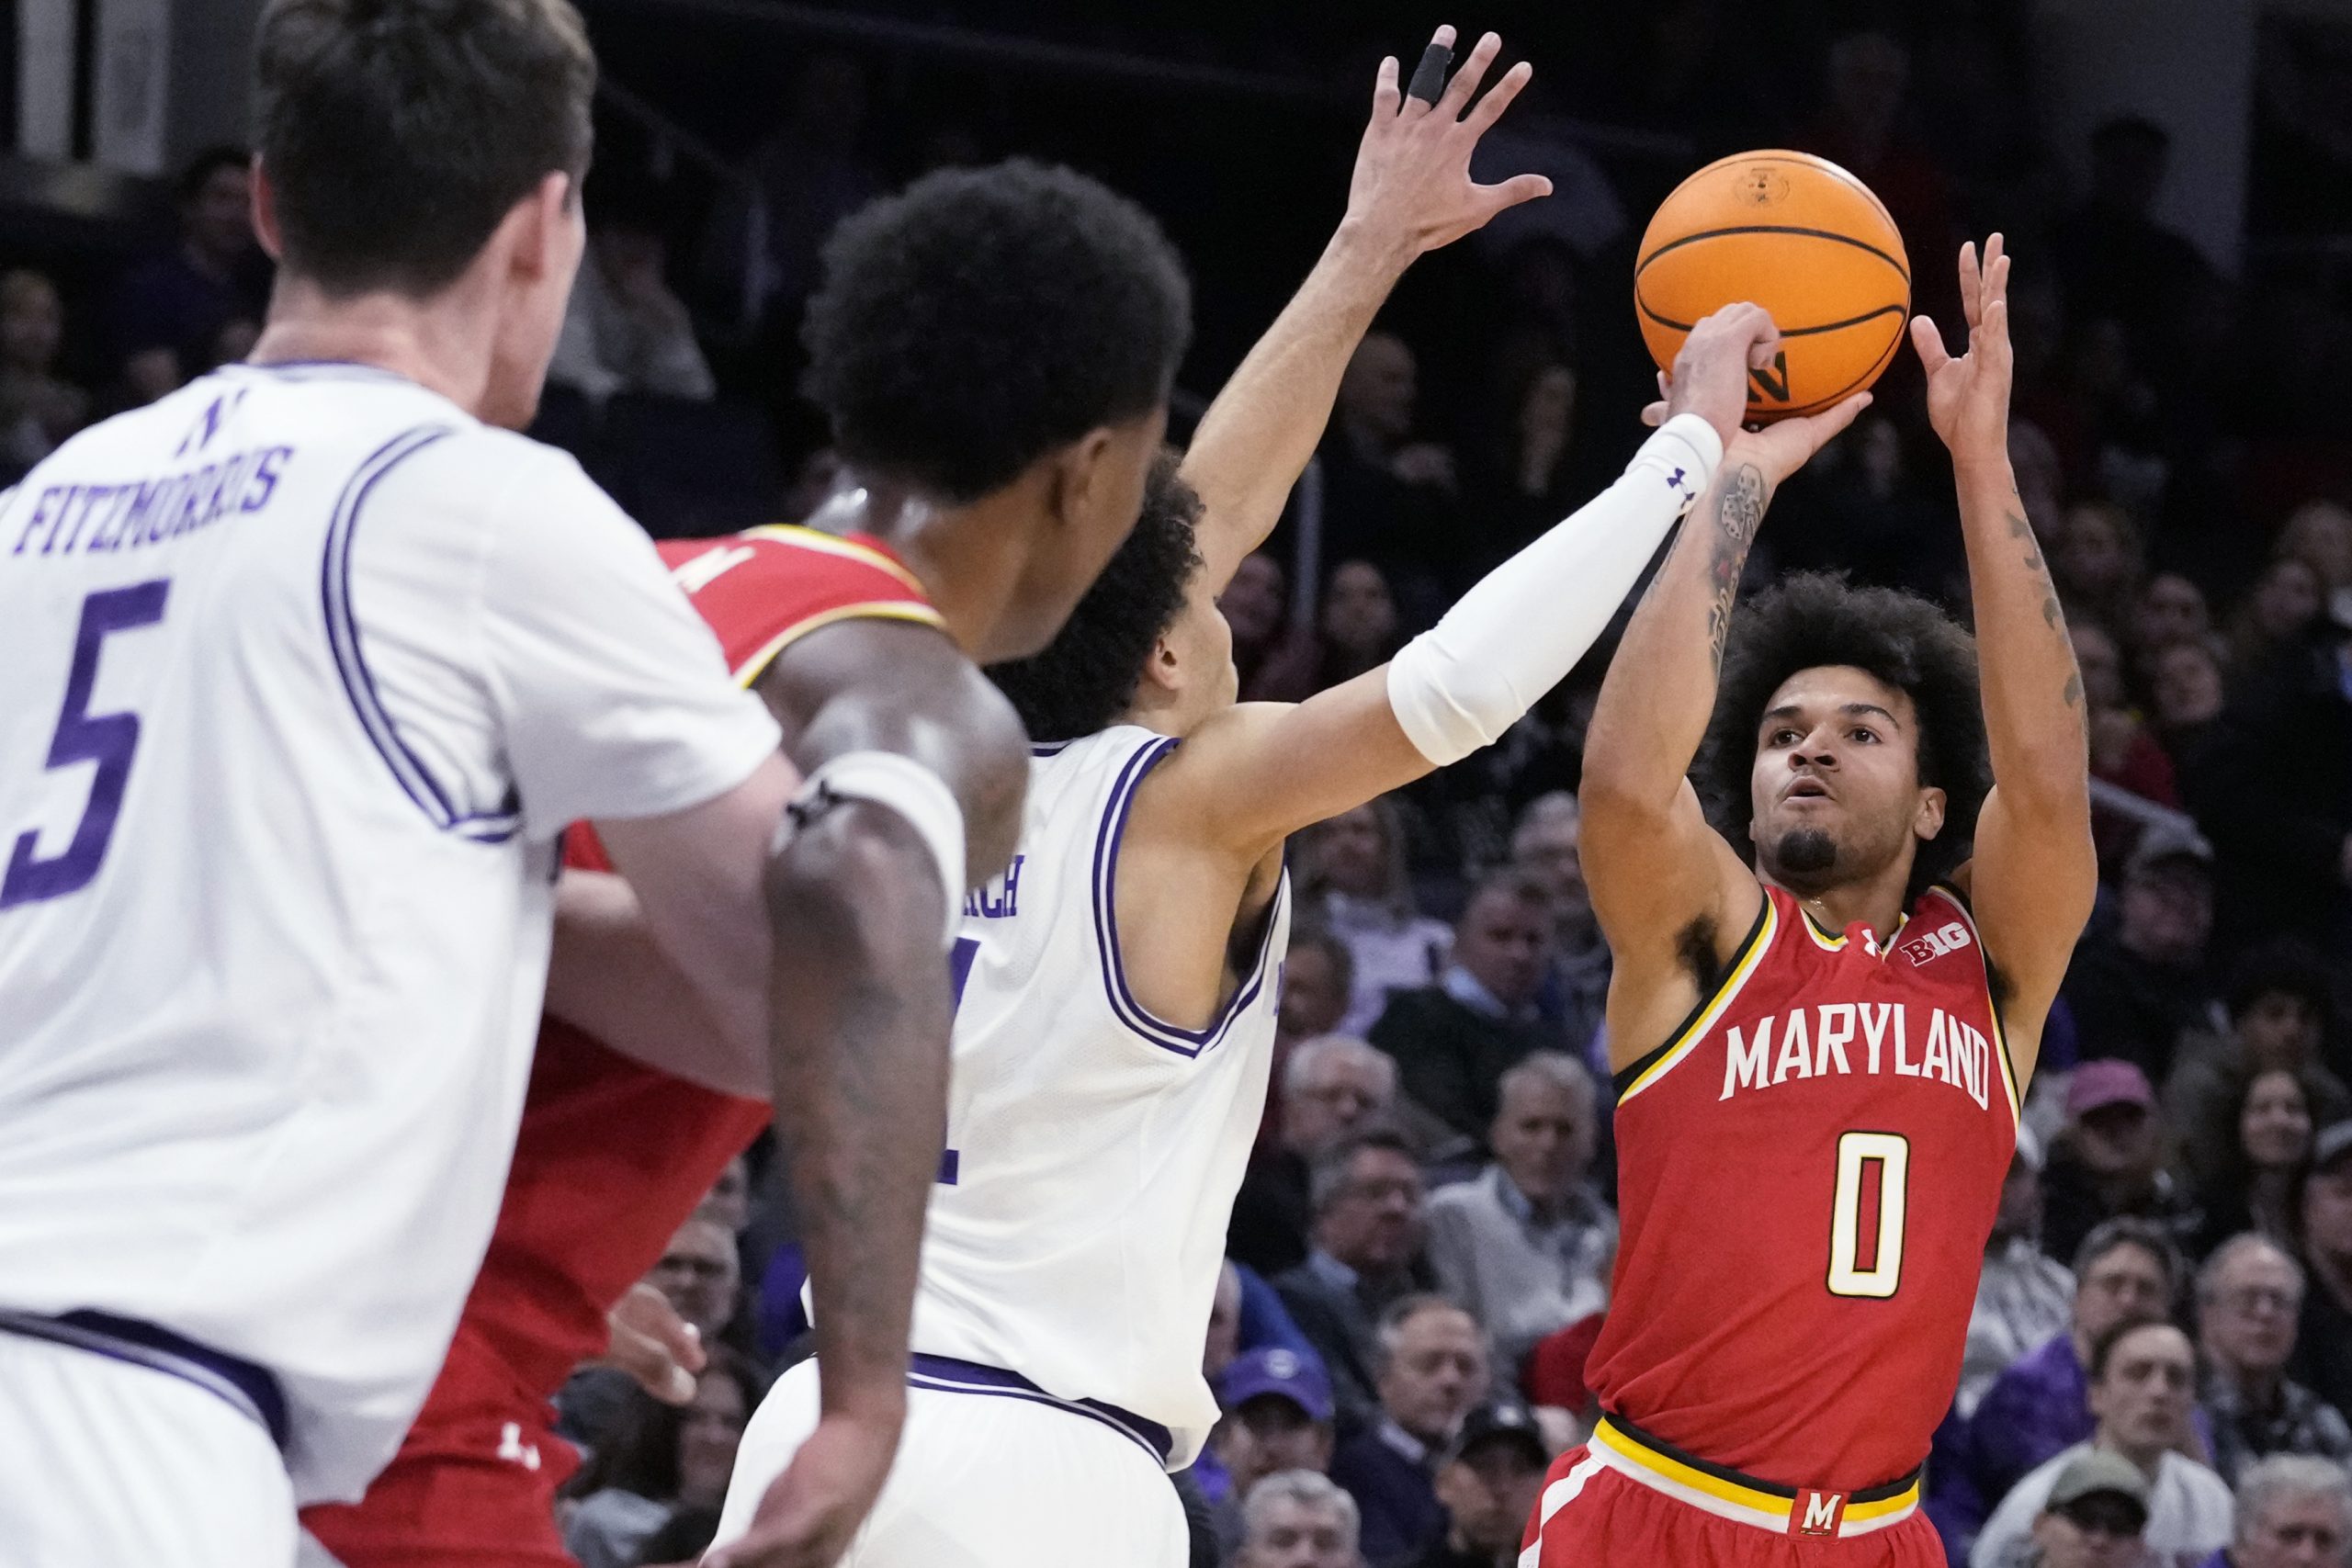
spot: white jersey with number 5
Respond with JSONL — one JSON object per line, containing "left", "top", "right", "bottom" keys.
{"left": 0, "top": 362, "right": 778, "bottom": 1503}
{"left": 913, "top": 724, "right": 1290, "bottom": 1469}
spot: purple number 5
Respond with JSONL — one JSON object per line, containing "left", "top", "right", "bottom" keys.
{"left": 3, "top": 581, "right": 170, "bottom": 909}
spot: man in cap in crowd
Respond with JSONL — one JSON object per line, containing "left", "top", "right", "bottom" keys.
{"left": 1416, "top": 1403, "right": 1551, "bottom": 1568}
{"left": 2061, "top": 827, "right": 2226, "bottom": 1082}
{"left": 2042, "top": 1058, "right": 2201, "bottom": 1265}
{"left": 2023, "top": 1450, "right": 2153, "bottom": 1568}
{"left": 1208, "top": 1348, "right": 1340, "bottom": 1559}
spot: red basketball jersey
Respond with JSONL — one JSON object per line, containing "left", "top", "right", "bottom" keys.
{"left": 1586, "top": 882, "right": 2020, "bottom": 1493}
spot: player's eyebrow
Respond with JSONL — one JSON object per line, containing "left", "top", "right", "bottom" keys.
{"left": 1760, "top": 702, "right": 1904, "bottom": 728}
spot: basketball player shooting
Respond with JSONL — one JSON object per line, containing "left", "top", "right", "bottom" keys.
{"left": 1523, "top": 238, "right": 2094, "bottom": 1564}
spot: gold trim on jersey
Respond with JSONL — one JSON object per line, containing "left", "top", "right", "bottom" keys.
{"left": 1589, "top": 1417, "right": 1922, "bottom": 1538}
{"left": 1800, "top": 908, "right": 1849, "bottom": 951}
{"left": 1616, "top": 896, "right": 1780, "bottom": 1105}
{"left": 731, "top": 602, "right": 950, "bottom": 689}
{"left": 1923, "top": 884, "right": 2023, "bottom": 1129}
{"left": 741, "top": 524, "right": 932, "bottom": 597}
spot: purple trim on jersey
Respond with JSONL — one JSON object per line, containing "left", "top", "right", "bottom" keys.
{"left": 0, "top": 1308, "right": 288, "bottom": 1449}
{"left": 906, "top": 1352, "right": 1173, "bottom": 1466}
{"left": 1029, "top": 740, "right": 1074, "bottom": 757}
{"left": 1087, "top": 734, "right": 1289, "bottom": 1058}
{"left": 319, "top": 423, "right": 521, "bottom": 843}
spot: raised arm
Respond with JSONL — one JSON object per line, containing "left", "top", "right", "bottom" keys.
{"left": 1577, "top": 311, "right": 1869, "bottom": 1055}
{"left": 1912, "top": 238, "right": 2095, "bottom": 1071}
{"left": 1182, "top": 26, "right": 1548, "bottom": 593}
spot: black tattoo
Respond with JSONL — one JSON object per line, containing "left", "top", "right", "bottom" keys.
{"left": 2008, "top": 510, "right": 2067, "bottom": 633}
{"left": 1705, "top": 466, "right": 1767, "bottom": 671}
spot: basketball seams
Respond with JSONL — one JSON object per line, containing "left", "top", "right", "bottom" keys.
{"left": 1635, "top": 299, "right": 1910, "bottom": 339}
{"left": 1634, "top": 224, "right": 1911, "bottom": 288}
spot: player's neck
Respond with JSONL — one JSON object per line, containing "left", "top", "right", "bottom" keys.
{"left": 808, "top": 480, "right": 1016, "bottom": 660}
{"left": 1771, "top": 873, "right": 1908, "bottom": 948}
{"left": 250, "top": 282, "right": 494, "bottom": 415}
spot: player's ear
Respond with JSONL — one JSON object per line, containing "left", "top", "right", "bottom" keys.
{"left": 1045, "top": 426, "right": 1119, "bottom": 532}
{"left": 1912, "top": 786, "right": 1948, "bottom": 842}
{"left": 501, "top": 171, "right": 577, "bottom": 286}
{"left": 1136, "top": 634, "right": 1182, "bottom": 697}
{"left": 250, "top": 158, "right": 285, "bottom": 262}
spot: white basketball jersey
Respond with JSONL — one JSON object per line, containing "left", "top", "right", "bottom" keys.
{"left": 0, "top": 362, "right": 778, "bottom": 1503}
{"left": 913, "top": 725, "right": 1290, "bottom": 1469}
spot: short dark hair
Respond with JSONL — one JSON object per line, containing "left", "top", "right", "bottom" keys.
{"left": 803, "top": 158, "right": 1191, "bottom": 505}
{"left": 985, "top": 450, "right": 1200, "bottom": 740}
{"left": 254, "top": 0, "right": 595, "bottom": 297}
{"left": 1308, "top": 1126, "right": 1417, "bottom": 1213}
{"left": 177, "top": 145, "right": 251, "bottom": 203}
{"left": 2074, "top": 1216, "right": 2184, "bottom": 1294}
{"left": 1695, "top": 572, "right": 1990, "bottom": 900}
{"left": 2227, "top": 940, "right": 2335, "bottom": 1027}
{"left": 2087, "top": 1313, "right": 2178, "bottom": 1382}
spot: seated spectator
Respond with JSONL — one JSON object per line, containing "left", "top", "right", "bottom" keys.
{"left": 2227, "top": 557, "right": 2326, "bottom": 676}
{"left": 2207, "top": 1453, "right": 2352, "bottom": 1568}
{"left": 564, "top": 1350, "right": 754, "bottom": 1568}
{"left": 2192, "top": 1068, "right": 2329, "bottom": 1258}
{"left": 108, "top": 145, "right": 271, "bottom": 401}
{"left": 1425, "top": 1054, "right": 1613, "bottom": 1389}
{"left": 2278, "top": 501, "right": 2352, "bottom": 632}
{"left": 1417, "top": 1403, "right": 1552, "bottom": 1568}
{"left": 0, "top": 270, "right": 89, "bottom": 470}
{"left": 2194, "top": 1235, "right": 2352, "bottom": 1486}
{"left": 1273, "top": 1130, "right": 1434, "bottom": 1429}
{"left": 1257, "top": 927, "right": 1359, "bottom": 1163}
{"left": 1317, "top": 558, "right": 1407, "bottom": 691}
{"left": 1320, "top": 333, "right": 1460, "bottom": 593}
{"left": 2150, "top": 639, "right": 2229, "bottom": 778}
{"left": 1207, "top": 1349, "right": 1340, "bottom": 1558}
{"left": 1299, "top": 798, "right": 1451, "bottom": 1035}
{"left": 2024, "top": 1450, "right": 2155, "bottom": 1568}
{"left": 546, "top": 179, "right": 717, "bottom": 407}
{"left": 1371, "top": 873, "right": 1568, "bottom": 1147}
{"left": 1236, "top": 1470, "right": 1362, "bottom": 1568}
{"left": 1973, "top": 1318, "right": 2233, "bottom": 1568}
{"left": 1508, "top": 793, "right": 1609, "bottom": 1065}
{"left": 1963, "top": 1220, "right": 2183, "bottom": 1542}
{"left": 2042, "top": 1060, "right": 2201, "bottom": 1267}
{"left": 2060, "top": 829, "right": 2225, "bottom": 1084}
{"left": 1961, "top": 1127, "right": 2076, "bottom": 1419}
{"left": 2075, "top": 622, "right": 2179, "bottom": 849}
{"left": 648, "top": 1215, "right": 741, "bottom": 1346}
{"left": 1328, "top": 1297, "right": 1488, "bottom": 1568}
{"left": 1233, "top": 1035, "right": 1398, "bottom": 1277}
{"left": 2136, "top": 573, "right": 2215, "bottom": 664}
{"left": 1221, "top": 550, "right": 1321, "bottom": 704}
{"left": 2053, "top": 501, "right": 2146, "bottom": 637}
{"left": 2169, "top": 942, "right": 2351, "bottom": 1197}
{"left": 2291, "top": 1123, "right": 2352, "bottom": 1419}
{"left": 695, "top": 1154, "right": 752, "bottom": 1236}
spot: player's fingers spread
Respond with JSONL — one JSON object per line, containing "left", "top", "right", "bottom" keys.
{"left": 1908, "top": 312, "right": 1951, "bottom": 370}
{"left": 1373, "top": 55, "right": 1400, "bottom": 116}
{"left": 1462, "top": 58, "right": 1534, "bottom": 134}
{"left": 1479, "top": 172, "right": 1552, "bottom": 214}
{"left": 1440, "top": 31, "right": 1503, "bottom": 116}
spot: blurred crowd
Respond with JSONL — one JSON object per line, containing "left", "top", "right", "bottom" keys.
{"left": 8, "top": 6, "right": 2352, "bottom": 1568}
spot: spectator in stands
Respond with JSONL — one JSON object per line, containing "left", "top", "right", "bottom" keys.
{"left": 1232, "top": 1036, "right": 1400, "bottom": 1278}
{"left": 2229, "top": 558, "right": 2328, "bottom": 675}
{"left": 2151, "top": 639, "right": 2229, "bottom": 762}
{"left": 695, "top": 1154, "right": 751, "bottom": 1236}
{"left": 2209, "top": 1454, "right": 2352, "bottom": 1568}
{"left": 1425, "top": 1054, "right": 1612, "bottom": 1390}
{"left": 547, "top": 179, "right": 716, "bottom": 407}
{"left": 2042, "top": 1060, "right": 2202, "bottom": 1265}
{"left": 1320, "top": 333, "right": 1458, "bottom": 592}
{"left": 2137, "top": 573, "right": 2215, "bottom": 665}
{"left": 0, "top": 270, "right": 89, "bottom": 471}
{"left": 2194, "top": 1235, "right": 2352, "bottom": 1486}
{"left": 2191, "top": 614, "right": 2351, "bottom": 952}
{"left": 1317, "top": 558, "right": 1407, "bottom": 693}
{"left": 2020, "top": 1450, "right": 2154, "bottom": 1568}
{"left": 2278, "top": 501, "right": 2352, "bottom": 632}
{"left": 2050, "top": 115, "right": 2216, "bottom": 365}
{"left": 1508, "top": 793, "right": 1609, "bottom": 1063}
{"left": 1208, "top": 1349, "right": 1340, "bottom": 1558}
{"left": 564, "top": 1350, "right": 755, "bottom": 1568}
{"left": 1329, "top": 1296, "right": 1488, "bottom": 1568}
{"left": 2076, "top": 621, "right": 2180, "bottom": 869}
{"left": 1973, "top": 1318, "right": 2233, "bottom": 1568}
{"left": 1280, "top": 935, "right": 1358, "bottom": 1062}
{"left": 2054, "top": 502, "right": 2146, "bottom": 637}
{"left": 1802, "top": 31, "right": 1958, "bottom": 326}
{"left": 2291, "top": 1123, "right": 2352, "bottom": 1419}
{"left": 108, "top": 145, "right": 270, "bottom": 401}
{"left": 648, "top": 1215, "right": 741, "bottom": 1346}
{"left": 2061, "top": 829, "right": 2224, "bottom": 1084}
{"left": 1961, "top": 1126, "right": 2075, "bottom": 1419}
{"left": 1969, "top": 1220, "right": 2183, "bottom": 1529}
{"left": 2170, "top": 943, "right": 2349, "bottom": 1190}
{"left": 1371, "top": 873, "right": 1566, "bottom": 1146}
{"left": 2192, "top": 1069, "right": 2330, "bottom": 1258}
{"left": 1222, "top": 551, "right": 1319, "bottom": 704}
{"left": 1300, "top": 798, "right": 1451, "bottom": 1036}
{"left": 1237, "top": 1471, "right": 1361, "bottom": 1568}
{"left": 1274, "top": 1131, "right": 1434, "bottom": 1431}
{"left": 1417, "top": 1403, "right": 1552, "bottom": 1568}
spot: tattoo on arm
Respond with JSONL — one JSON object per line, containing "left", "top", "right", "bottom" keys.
{"left": 1704, "top": 466, "right": 1766, "bottom": 671}
{"left": 2006, "top": 508, "right": 2066, "bottom": 634}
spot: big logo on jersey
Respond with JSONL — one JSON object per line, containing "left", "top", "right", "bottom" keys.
{"left": 1899, "top": 921, "right": 1972, "bottom": 967}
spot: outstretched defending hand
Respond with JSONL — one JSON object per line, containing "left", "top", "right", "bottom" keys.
{"left": 1914, "top": 233, "right": 2015, "bottom": 464}
{"left": 1345, "top": 25, "right": 1552, "bottom": 259}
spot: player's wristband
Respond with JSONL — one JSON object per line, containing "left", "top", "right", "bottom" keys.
{"left": 780, "top": 751, "right": 967, "bottom": 950}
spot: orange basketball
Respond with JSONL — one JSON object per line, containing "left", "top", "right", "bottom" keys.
{"left": 1634, "top": 151, "right": 1910, "bottom": 423}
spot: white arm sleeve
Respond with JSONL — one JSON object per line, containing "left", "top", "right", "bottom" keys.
{"left": 1385, "top": 412, "right": 1724, "bottom": 766}
{"left": 476, "top": 443, "right": 780, "bottom": 835}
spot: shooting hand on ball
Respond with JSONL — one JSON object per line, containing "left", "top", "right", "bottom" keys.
{"left": 1650, "top": 302, "right": 1780, "bottom": 450}
{"left": 1345, "top": 26, "right": 1552, "bottom": 262}
{"left": 1913, "top": 233, "right": 2015, "bottom": 464}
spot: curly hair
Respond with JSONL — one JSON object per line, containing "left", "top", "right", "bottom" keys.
{"left": 1694, "top": 571, "right": 1990, "bottom": 900}
{"left": 803, "top": 158, "right": 1191, "bottom": 505}
{"left": 984, "top": 450, "right": 1201, "bottom": 740}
